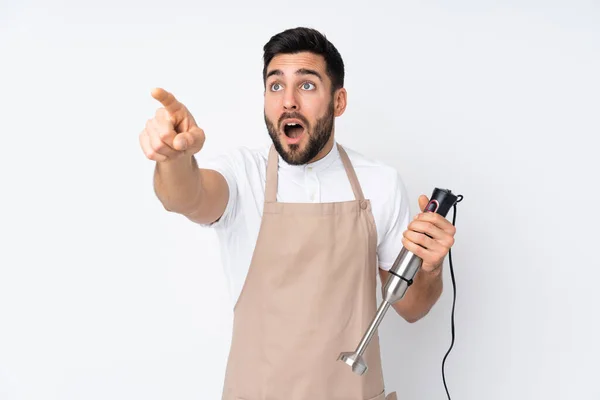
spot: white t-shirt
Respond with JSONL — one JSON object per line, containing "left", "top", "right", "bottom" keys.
{"left": 198, "top": 141, "right": 411, "bottom": 306}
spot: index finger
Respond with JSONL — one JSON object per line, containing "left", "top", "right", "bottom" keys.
{"left": 416, "top": 211, "right": 456, "bottom": 235}
{"left": 151, "top": 88, "right": 184, "bottom": 116}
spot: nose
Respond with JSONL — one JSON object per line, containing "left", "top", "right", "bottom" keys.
{"left": 283, "top": 89, "right": 298, "bottom": 111}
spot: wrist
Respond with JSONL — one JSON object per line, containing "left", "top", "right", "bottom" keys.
{"left": 157, "top": 153, "right": 194, "bottom": 169}
{"left": 422, "top": 263, "right": 443, "bottom": 279}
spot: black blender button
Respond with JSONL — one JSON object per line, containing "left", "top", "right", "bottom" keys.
{"left": 426, "top": 200, "right": 439, "bottom": 213}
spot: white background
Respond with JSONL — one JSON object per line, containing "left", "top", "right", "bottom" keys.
{"left": 1, "top": 0, "right": 599, "bottom": 399}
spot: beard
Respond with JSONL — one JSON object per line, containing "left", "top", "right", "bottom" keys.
{"left": 264, "top": 99, "right": 334, "bottom": 165}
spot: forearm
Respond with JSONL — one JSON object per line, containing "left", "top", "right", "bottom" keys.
{"left": 153, "top": 155, "right": 202, "bottom": 214}
{"left": 391, "top": 266, "right": 443, "bottom": 323}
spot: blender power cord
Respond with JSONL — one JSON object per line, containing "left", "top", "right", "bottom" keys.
{"left": 441, "top": 194, "right": 463, "bottom": 400}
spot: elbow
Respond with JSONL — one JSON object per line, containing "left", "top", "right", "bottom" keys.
{"left": 162, "top": 202, "right": 180, "bottom": 214}
{"left": 157, "top": 194, "right": 196, "bottom": 216}
{"left": 160, "top": 200, "right": 179, "bottom": 214}
{"left": 404, "top": 311, "right": 428, "bottom": 324}
{"left": 393, "top": 304, "right": 427, "bottom": 324}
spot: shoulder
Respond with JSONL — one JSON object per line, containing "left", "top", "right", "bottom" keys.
{"left": 200, "top": 143, "right": 270, "bottom": 176}
{"left": 217, "top": 143, "right": 270, "bottom": 164}
{"left": 235, "top": 143, "right": 271, "bottom": 164}
{"left": 340, "top": 144, "right": 404, "bottom": 189}
{"left": 339, "top": 143, "right": 410, "bottom": 218}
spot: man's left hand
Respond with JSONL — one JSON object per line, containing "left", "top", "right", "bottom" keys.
{"left": 401, "top": 195, "right": 457, "bottom": 273}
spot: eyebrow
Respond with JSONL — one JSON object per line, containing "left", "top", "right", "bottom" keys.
{"left": 266, "top": 68, "right": 323, "bottom": 81}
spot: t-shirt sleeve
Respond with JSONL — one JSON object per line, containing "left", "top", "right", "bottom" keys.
{"left": 377, "top": 171, "right": 411, "bottom": 270}
{"left": 194, "top": 150, "right": 241, "bottom": 230}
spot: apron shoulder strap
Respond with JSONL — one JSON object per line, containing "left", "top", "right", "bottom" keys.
{"left": 265, "top": 145, "right": 279, "bottom": 203}
{"left": 337, "top": 144, "right": 365, "bottom": 201}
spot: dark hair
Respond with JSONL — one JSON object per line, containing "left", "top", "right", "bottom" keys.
{"left": 262, "top": 27, "right": 345, "bottom": 93}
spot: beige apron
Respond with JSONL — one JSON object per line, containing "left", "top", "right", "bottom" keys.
{"left": 222, "top": 144, "right": 397, "bottom": 400}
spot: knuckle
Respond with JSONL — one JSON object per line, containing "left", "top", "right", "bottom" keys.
{"left": 190, "top": 128, "right": 204, "bottom": 143}
{"left": 403, "top": 237, "right": 416, "bottom": 251}
{"left": 158, "top": 128, "right": 171, "bottom": 141}
{"left": 412, "top": 246, "right": 423, "bottom": 257}
{"left": 149, "top": 135, "right": 164, "bottom": 152}
{"left": 145, "top": 148, "right": 157, "bottom": 159}
{"left": 148, "top": 150, "right": 166, "bottom": 161}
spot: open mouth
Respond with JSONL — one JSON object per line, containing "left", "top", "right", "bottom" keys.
{"left": 282, "top": 120, "right": 306, "bottom": 139}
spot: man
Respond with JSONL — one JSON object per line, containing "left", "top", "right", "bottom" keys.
{"left": 139, "top": 27, "right": 457, "bottom": 400}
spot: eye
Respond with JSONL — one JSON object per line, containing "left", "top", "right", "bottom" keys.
{"left": 301, "top": 82, "right": 316, "bottom": 90}
{"left": 270, "top": 82, "right": 283, "bottom": 91}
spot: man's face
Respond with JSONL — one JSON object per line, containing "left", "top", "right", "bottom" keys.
{"left": 263, "top": 52, "right": 338, "bottom": 165}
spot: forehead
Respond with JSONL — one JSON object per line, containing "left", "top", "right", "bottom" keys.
{"left": 266, "top": 52, "right": 327, "bottom": 77}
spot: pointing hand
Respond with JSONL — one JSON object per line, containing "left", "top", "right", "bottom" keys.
{"left": 139, "top": 88, "right": 206, "bottom": 162}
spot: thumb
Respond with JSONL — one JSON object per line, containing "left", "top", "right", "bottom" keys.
{"left": 418, "top": 194, "right": 430, "bottom": 212}
{"left": 173, "top": 133, "right": 190, "bottom": 151}
{"left": 172, "top": 126, "right": 205, "bottom": 153}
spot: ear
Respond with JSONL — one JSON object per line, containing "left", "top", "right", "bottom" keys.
{"left": 333, "top": 88, "right": 347, "bottom": 117}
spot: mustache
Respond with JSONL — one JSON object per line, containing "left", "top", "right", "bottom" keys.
{"left": 278, "top": 112, "right": 309, "bottom": 128}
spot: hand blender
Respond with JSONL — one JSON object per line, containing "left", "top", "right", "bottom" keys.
{"left": 338, "top": 188, "right": 460, "bottom": 375}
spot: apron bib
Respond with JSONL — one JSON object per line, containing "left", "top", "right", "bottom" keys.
{"left": 221, "top": 144, "right": 397, "bottom": 400}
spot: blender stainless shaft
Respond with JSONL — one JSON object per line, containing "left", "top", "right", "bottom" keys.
{"left": 338, "top": 188, "right": 459, "bottom": 375}
{"left": 338, "top": 247, "right": 422, "bottom": 375}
